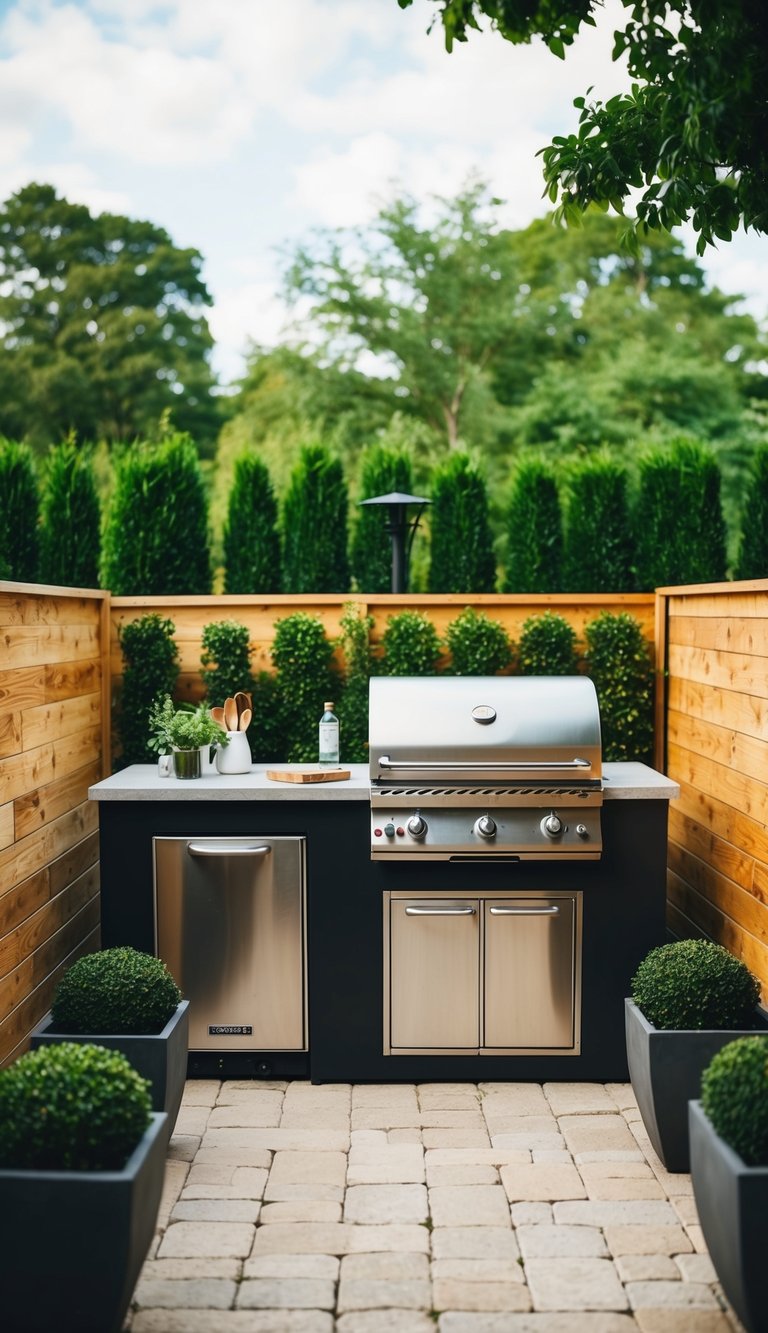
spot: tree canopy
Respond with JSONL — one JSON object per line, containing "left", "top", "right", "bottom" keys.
{"left": 0, "top": 183, "right": 220, "bottom": 451}
{"left": 397, "top": 1, "right": 768, "bottom": 252}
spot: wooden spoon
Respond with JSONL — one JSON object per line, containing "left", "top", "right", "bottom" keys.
{"left": 234, "top": 691, "right": 251, "bottom": 721}
{"left": 210, "top": 706, "right": 226, "bottom": 729}
{"left": 223, "top": 697, "right": 239, "bottom": 731}
{"left": 238, "top": 707, "right": 252, "bottom": 732}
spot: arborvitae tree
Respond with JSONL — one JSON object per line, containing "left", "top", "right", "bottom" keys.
{"left": 563, "top": 455, "right": 633, "bottom": 592}
{"left": 271, "top": 612, "right": 338, "bottom": 762}
{"left": 223, "top": 452, "right": 281, "bottom": 593}
{"left": 351, "top": 445, "right": 414, "bottom": 592}
{"left": 428, "top": 452, "right": 497, "bottom": 593}
{"left": 118, "top": 614, "right": 179, "bottom": 766}
{"left": 503, "top": 456, "right": 563, "bottom": 592}
{"left": 39, "top": 439, "right": 100, "bottom": 588}
{"left": 101, "top": 433, "right": 212, "bottom": 595}
{"left": 735, "top": 442, "right": 768, "bottom": 579}
{"left": 634, "top": 438, "right": 727, "bottom": 590}
{"left": 0, "top": 438, "right": 39, "bottom": 582}
{"left": 281, "top": 443, "right": 350, "bottom": 593}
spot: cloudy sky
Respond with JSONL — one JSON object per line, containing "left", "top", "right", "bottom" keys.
{"left": 1, "top": 0, "right": 766, "bottom": 384}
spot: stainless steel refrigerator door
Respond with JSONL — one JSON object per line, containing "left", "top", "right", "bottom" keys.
{"left": 154, "top": 836, "right": 306, "bottom": 1051}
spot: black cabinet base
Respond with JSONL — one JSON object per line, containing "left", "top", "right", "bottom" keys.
{"left": 187, "top": 1051, "right": 309, "bottom": 1080}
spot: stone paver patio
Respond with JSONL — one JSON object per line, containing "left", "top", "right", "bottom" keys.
{"left": 124, "top": 1081, "right": 745, "bottom": 1332}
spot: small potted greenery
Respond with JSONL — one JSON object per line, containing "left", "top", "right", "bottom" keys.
{"left": 689, "top": 1035, "right": 768, "bottom": 1333}
{"left": 0, "top": 1041, "right": 167, "bottom": 1332}
{"left": 625, "top": 939, "right": 764, "bottom": 1171}
{"left": 149, "top": 694, "right": 227, "bottom": 778}
{"left": 31, "top": 946, "right": 189, "bottom": 1135}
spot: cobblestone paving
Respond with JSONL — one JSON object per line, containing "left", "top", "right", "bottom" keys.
{"left": 124, "top": 1081, "right": 746, "bottom": 1333}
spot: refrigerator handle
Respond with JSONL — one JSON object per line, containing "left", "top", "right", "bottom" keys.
{"left": 187, "top": 843, "right": 272, "bottom": 858}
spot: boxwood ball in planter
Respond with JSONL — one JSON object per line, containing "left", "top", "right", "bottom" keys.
{"left": 625, "top": 939, "right": 763, "bottom": 1172}
{"left": 30, "top": 946, "right": 189, "bottom": 1135}
{"left": 0, "top": 1042, "right": 167, "bottom": 1333}
{"left": 690, "top": 1036, "right": 768, "bottom": 1333}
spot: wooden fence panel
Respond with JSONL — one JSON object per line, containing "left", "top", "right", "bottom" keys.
{"left": 659, "top": 579, "right": 768, "bottom": 1001}
{"left": 0, "top": 583, "right": 109, "bottom": 1065}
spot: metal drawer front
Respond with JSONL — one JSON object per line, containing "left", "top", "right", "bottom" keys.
{"left": 389, "top": 900, "right": 479, "bottom": 1051}
{"left": 483, "top": 896, "right": 576, "bottom": 1049}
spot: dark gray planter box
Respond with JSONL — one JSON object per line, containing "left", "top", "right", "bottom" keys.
{"left": 30, "top": 999, "right": 189, "bottom": 1137}
{"left": 624, "top": 998, "right": 766, "bottom": 1173}
{"left": 0, "top": 1110, "right": 167, "bottom": 1333}
{"left": 689, "top": 1100, "right": 768, "bottom": 1333}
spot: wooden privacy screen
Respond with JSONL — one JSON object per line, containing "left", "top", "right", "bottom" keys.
{"left": 657, "top": 579, "right": 768, "bottom": 1001}
{"left": 0, "top": 583, "right": 110, "bottom": 1065}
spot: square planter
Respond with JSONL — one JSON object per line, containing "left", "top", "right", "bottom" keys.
{"left": 689, "top": 1100, "right": 768, "bottom": 1333}
{"left": 30, "top": 999, "right": 189, "bottom": 1139}
{"left": 0, "top": 1110, "right": 168, "bottom": 1333}
{"left": 624, "top": 998, "right": 766, "bottom": 1172}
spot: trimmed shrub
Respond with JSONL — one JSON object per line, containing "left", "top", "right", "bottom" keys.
{"left": 351, "top": 445, "right": 414, "bottom": 592}
{"left": 0, "top": 1042, "right": 152, "bottom": 1171}
{"left": 583, "top": 612, "right": 654, "bottom": 763}
{"left": 631, "top": 940, "right": 761, "bottom": 1031}
{"left": 52, "top": 946, "right": 182, "bottom": 1034}
{"left": 271, "top": 612, "right": 338, "bottom": 762}
{"left": 248, "top": 670, "right": 285, "bottom": 764}
{"left": 735, "top": 442, "right": 768, "bottom": 579}
{"left": 446, "top": 607, "right": 512, "bottom": 676}
{"left": 200, "top": 620, "right": 254, "bottom": 706}
{"left": 101, "top": 433, "right": 212, "bottom": 595}
{"left": 563, "top": 456, "right": 633, "bottom": 592}
{"left": 336, "top": 602, "right": 374, "bottom": 762}
{"left": 39, "top": 439, "right": 101, "bottom": 588}
{"left": 701, "top": 1035, "right": 768, "bottom": 1166}
{"left": 118, "top": 614, "right": 179, "bottom": 765}
{"left": 516, "top": 611, "right": 578, "bottom": 675}
{"left": 382, "top": 610, "right": 442, "bottom": 676}
{"left": 428, "top": 452, "right": 497, "bottom": 593}
{"left": 0, "top": 438, "right": 39, "bottom": 582}
{"left": 282, "top": 443, "right": 350, "bottom": 592}
{"left": 503, "top": 456, "right": 563, "bottom": 593}
{"left": 223, "top": 452, "right": 281, "bottom": 593}
{"left": 634, "top": 438, "right": 727, "bottom": 590}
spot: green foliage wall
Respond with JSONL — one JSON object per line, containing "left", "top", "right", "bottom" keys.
{"left": 634, "top": 438, "right": 727, "bottom": 590}
{"left": 271, "top": 612, "right": 338, "bottom": 762}
{"left": 735, "top": 443, "right": 768, "bottom": 579}
{"left": 428, "top": 453, "right": 497, "bottom": 593}
{"left": 282, "top": 444, "right": 351, "bottom": 593}
{"left": 446, "top": 607, "right": 512, "bottom": 676}
{"left": 0, "top": 439, "right": 39, "bottom": 582}
{"left": 381, "top": 611, "right": 442, "bottom": 676}
{"left": 516, "top": 611, "right": 579, "bottom": 676}
{"left": 336, "top": 603, "right": 374, "bottom": 762}
{"left": 351, "top": 445, "right": 414, "bottom": 592}
{"left": 584, "top": 612, "right": 654, "bottom": 763}
{"left": 200, "top": 620, "right": 254, "bottom": 706}
{"left": 39, "top": 440, "right": 101, "bottom": 588}
{"left": 503, "top": 457, "right": 563, "bottom": 593}
{"left": 101, "top": 433, "right": 212, "bottom": 595}
{"left": 223, "top": 452, "right": 281, "bottom": 593}
{"left": 563, "top": 456, "right": 633, "bottom": 592}
{"left": 118, "top": 614, "right": 179, "bottom": 765}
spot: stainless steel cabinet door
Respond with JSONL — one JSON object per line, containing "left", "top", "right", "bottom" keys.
{"left": 483, "top": 896, "right": 576, "bottom": 1050}
{"left": 154, "top": 836, "right": 306, "bottom": 1051}
{"left": 389, "top": 899, "right": 479, "bottom": 1051}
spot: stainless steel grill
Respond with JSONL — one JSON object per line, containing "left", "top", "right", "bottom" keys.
{"left": 369, "top": 676, "right": 603, "bottom": 860}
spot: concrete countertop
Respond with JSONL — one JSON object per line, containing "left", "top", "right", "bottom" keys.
{"left": 89, "top": 761, "right": 679, "bottom": 802}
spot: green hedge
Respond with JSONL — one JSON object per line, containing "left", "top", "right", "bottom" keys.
{"left": 428, "top": 453, "right": 496, "bottom": 593}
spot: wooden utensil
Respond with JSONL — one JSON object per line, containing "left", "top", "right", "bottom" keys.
{"left": 234, "top": 691, "right": 251, "bottom": 722}
{"left": 223, "top": 697, "right": 239, "bottom": 731}
{"left": 238, "top": 707, "right": 252, "bottom": 731}
{"left": 210, "top": 706, "right": 226, "bottom": 729}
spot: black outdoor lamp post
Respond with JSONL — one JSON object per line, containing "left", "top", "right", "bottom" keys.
{"left": 358, "top": 491, "right": 431, "bottom": 594}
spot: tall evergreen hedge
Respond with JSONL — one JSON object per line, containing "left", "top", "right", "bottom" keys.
{"left": 271, "top": 612, "right": 338, "bottom": 762}
{"left": 282, "top": 444, "right": 350, "bottom": 593}
{"left": 503, "top": 457, "right": 563, "bottom": 593}
{"left": 735, "top": 442, "right": 768, "bottom": 579}
{"left": 101, "top": 433, "right": 212, "bottom": 595}
{"left": 351, "top": 446, "right": 414, "bottom": 592}
{"left": 223, "top": 452, "right": 281, "bottom": 593}
{"left": 39, "top": 440, "right": 100, "bottom": 588}
{"left": 118, "top": 614, "right": 179, "bottom": 765}
{"left": 428, "top": 452, "right": 496, "bottom": 593}
{"left": 584, "top": 612, "right": 654, "bottom": 763}
{"left": 0, "top": 438, "right": 39, "bottom": 582}
{"left": 563, "top": 456, "right": 633, "bottom": 592}
{"left": 634, "top": 439, "right": 727, "bottom": 590}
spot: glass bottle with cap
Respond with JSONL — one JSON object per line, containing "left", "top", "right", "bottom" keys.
{"left": 318, "top": 701, "right": 339, "bottom": 765}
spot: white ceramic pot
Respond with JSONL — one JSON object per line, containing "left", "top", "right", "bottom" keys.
{"left": 215, "top": 731, "right": 252, "bottom": 774}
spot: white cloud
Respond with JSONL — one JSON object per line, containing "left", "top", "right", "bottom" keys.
{"left": 0, "top": 159, "right": 130, "bottom": 215}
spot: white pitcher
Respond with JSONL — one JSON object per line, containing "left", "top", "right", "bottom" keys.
{"left": 215, "top": 731, "right": 252, "bottom": 774}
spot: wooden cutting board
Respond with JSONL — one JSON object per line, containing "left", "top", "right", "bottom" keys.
{"left": 266, "top": 767, "right": 351, "bottom": 784}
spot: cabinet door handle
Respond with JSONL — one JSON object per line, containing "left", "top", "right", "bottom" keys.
{"left": 187, "top": 843, "right": 271, "bottom": 857}
{"left": 489, "top": 905, "right": 560, "bottom": 916}
{"left": 405, "top": 905, "right": 476, "bottom": 916}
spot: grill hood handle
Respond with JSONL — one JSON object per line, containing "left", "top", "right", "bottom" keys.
{"left": 376, "top": 756, "right": 592, "bottom": 772}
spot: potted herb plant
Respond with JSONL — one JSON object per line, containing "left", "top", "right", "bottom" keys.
{"left": 0, "top": 1042, "right": 167, "bottom": 1333}
{"left": 149, "top": 695, "right": 227, "bottom": 778}
{"left": 30, "top": 946, "right": 189, "bottom": 1136}
{"left": 625, "top": 939, "right": 764, "bottom": 1171}
{"left": 689, "top": 1035, "right": 768, "bottom": 1333}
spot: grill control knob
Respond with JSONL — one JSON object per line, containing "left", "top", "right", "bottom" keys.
{"left": 541, "top": 812, "right": 564, "bottom": 838}
{"left": 576, "top": 823, "right": 589, "bottom": 839}
{"left": 474, "top": 815, "right": 497, "bottom": 840}
{"left": 407, "top": 813, "right": 427, "bottom": 840}
{"left": 384, "top": 822, "right": 395, "bottom": 838}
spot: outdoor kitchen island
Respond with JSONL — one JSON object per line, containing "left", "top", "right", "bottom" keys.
{"left": 90, "top": 760, "right": 678, "bottom": 1084}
